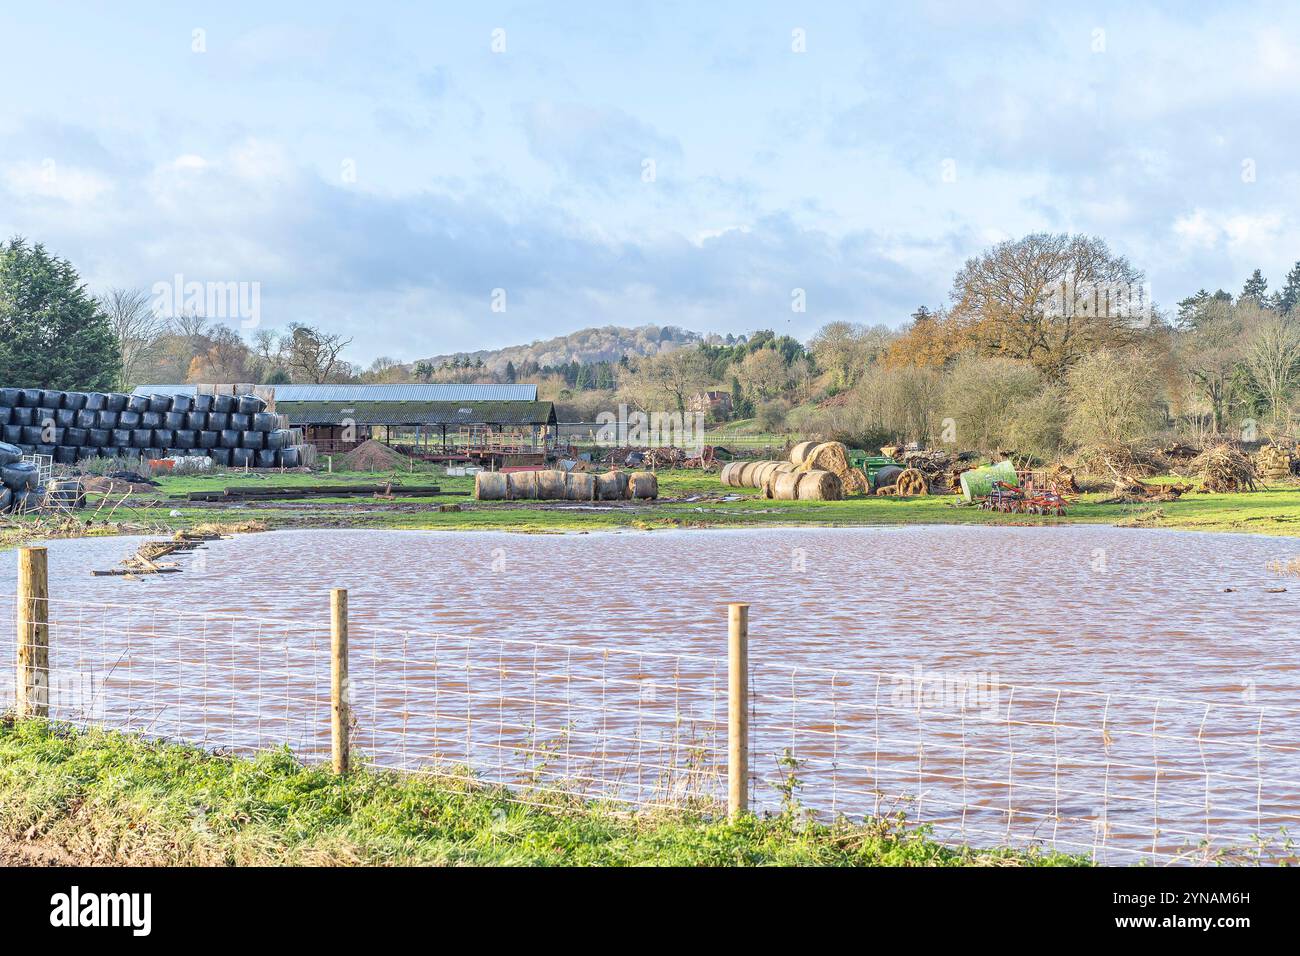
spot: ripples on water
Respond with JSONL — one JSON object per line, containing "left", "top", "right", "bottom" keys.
{"left": 2, "top": 526, "right": 1297, "bottom": 862}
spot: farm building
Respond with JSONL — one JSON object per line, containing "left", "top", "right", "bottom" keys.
{"left": 132, "top": 383, "right": 557, "bottom": 466}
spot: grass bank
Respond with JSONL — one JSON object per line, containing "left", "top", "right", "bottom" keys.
{"left": 0, "top": 718, "right": 1083, "bottom": 867}
{"left": 7, "top": 466, "right": 1300, "bottom": 543}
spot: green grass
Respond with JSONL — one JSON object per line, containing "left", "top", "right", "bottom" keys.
{"left": 0, "top": 718, "right": 1084, "bottom": 866}
{"left": 10, "top": 465, "right": 1300, "bottom": 542}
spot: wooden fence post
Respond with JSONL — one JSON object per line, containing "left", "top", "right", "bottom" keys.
{"left": 331, "top": 588, "right": 350, "bottom": 774}
{"left": 16, "top": 547, "right": 49, "bottom": 719}
{"left": 728, "top": 602, "right": 749, "bottom": 820}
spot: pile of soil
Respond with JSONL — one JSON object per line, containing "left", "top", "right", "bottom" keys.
{"left": 339, "top": 439, "right": 410, "bottom": 472}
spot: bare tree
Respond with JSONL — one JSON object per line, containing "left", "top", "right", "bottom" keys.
{"left": 283, "top": 322, "right": 353, "bottom": 383}
{"left": 1240, "top": 306, "right": 1300, "bottom": 427}
{"left": 951, "top": 233, "right": 1144, "bottom": 380}
{"left": 98, "top": 287, "right": 170, "bottom": 388}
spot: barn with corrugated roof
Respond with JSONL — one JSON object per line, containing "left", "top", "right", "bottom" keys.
{"left": 133, "top": 383, "right": 556, "bottom": 464}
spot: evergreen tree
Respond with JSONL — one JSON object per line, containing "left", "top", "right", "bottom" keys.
{"left": 1240, "top": 269, "right": 1269, "bottom": 307}
{"left": 1279, "top": 261, "right": 1300, "bottom": 316}
{"left": 504, "top": 359, "right": 517, "bottom": 383}
{"left": 0, "top": 237, "right": 121, "bottom": 389}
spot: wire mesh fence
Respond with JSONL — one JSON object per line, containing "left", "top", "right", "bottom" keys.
{"left": 3, "top": 592, "right": 1298, "bottom": 865}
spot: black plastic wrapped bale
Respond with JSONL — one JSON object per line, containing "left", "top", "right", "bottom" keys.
{"left": 236, "top": 394, "right": 265, "bottom": 415}
{"left": 2, "top": 426, "right": 21, "bottom": 444}
{"left": 148, "top": 394, "right": 171, "bottom": 413}
{"left": 2, "top": 461, "right": 38, "bottom": 490}
{"left": 105, "top": 393, "right": 127, "bottom": 413}
{"left": 44, "top": 428, "right": 64, "bottom": 446}
{"left": 143, "top": 447, "right": 163, "bottom": 461}
{"left": 192, "top": 393, "right": 214, "bottom": 413}
{"left": 131, "top": 429, "right": 152, "bottom": 448}
{"left": 10, "top": 407, "right": 32, "bottom": 426}
{"left": 251, "top": 411, "right": 277, "bottom": 431}
{"left": 118, "top": 409, "right": 141, "bottom": 429}
{"left": 199, "top": 430, "right": 218, "bottom": 447}
{"left": 212, "top": 394, "right": 236, "bottom": 414}
{"left": 141, "top": 410, "right": 162, "bottom": 428}
{"left": 185, "top": 411, "right": 206, "bottom": 430}
{"left": 74, "top": 409, "right": 96, "bottom": 429}
{"left": 35, "top": 445, "right": 55, "bottom": 458}
{"left": 63, "top": 392, "right": 87, "bottom": 411}
{"left": 54, "top": 408, "right": 74, "bottom": 428}
{"left": 21, "top": 426, "right": 42, "bottom": 444}
{"left": 0, "top": 388, "right": 19, "bottom": 406}
{"left": 73, "top": 447, "right": 96, "bottom": 462}
{"left": 170, "top": 394, "right": 193, "bottom": 413}
{"left": 53, "top": 447, "right": 76, "bottom": 465}
{"left": 18, "top": 389, "right": 41, "bottom": 407}
{"left": 208, "top": 448, "right": 232, "bottom": 466}
{"left": 174, "top": 430, "right": 196, "bottom": 449}
{"left": 0, "top": 408, "right": 9, "bottom": 426}
{"left": 241, "top": 430, "right": 264, "bottom": 450}
{"left": 256, "top": 449, "right": 277, "bottom": 468}
{"left": 111, "top": 428, "right": 131, "bottom": 447}
{"left": 265, "top": 429, "right": 289, "bottom": 450}
{"left": 163, "top": 411, "right": 186, "bottom": 429}
{"left": 35, "top": 408, "right": 57, "bottom": 428}
{"left": 46, "top": 479, "right": 84, "bottom": 508}
{"left": 64, "top": 428, "right": 87, "bottom": 447}
{"left": 96, "top": 409, "right": 118, "bottom": 428}
{"left": 40, "top": 389, "right": 65, "bottom": 408}
{"left": 152, "top": 428, "right": 173, "bottom": 447}
{"left": 88, "top": 429, "right": 110, "bottom": 446}
{"left": 229, "top": 412, "right": 250, "bottom": 431}
{"left": 207, "top": 411, "right": 229, "bottom": 430}
{"left": 219, "top": 429, "right": 240, "bottom": 448}
{"left": 279, "top": 446, "right": 301, "bottom": 468}
{"left": 127, "top": 394, "right": 150, "bottom": 414}
{"left": 0, "top": 441, "right": 21, "bottom": 465}
{"left": 84, "top": 393, "right": 107, "bottom": 411}
{"left": 230, "top": 447, "right": 254, "bottom": 467}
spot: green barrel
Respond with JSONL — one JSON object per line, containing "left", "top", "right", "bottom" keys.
{"left": 959, "top": 460, "right": 1018, "bottom": 501}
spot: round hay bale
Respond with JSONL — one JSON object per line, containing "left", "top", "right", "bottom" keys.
{"left": 628, "top": 471, "right": 658, "bottom": 499}
{"left": 766, "top": 471, "right": 804, "bottom": 500}
{"left": 535, "top": 469, "right": 567, "bottom": 500}
{"left": 789, "top": 440, "right": 819, "bottom": 466}
{"left": 797, "top": 470, "right": 843, "bottom": 500}
{"left": 895, "top": 468, "right": 929, "bottom": 497}
{"left": 507, "top": 470, "right": 539, "bottom": 500}
{"left": 720, "top": 461, "right": 742, "bottom": 487}
{"left": 565, "top": 472, "right": 596, "bottom": 501}
{"left": 799, "top": 441, "right": 869, "bottom": 495}
{"left": 596, "top": 470, "right": 630, "bottom": 500}
{"left": 474, "top": 472, "right": 509, "bottom": 501}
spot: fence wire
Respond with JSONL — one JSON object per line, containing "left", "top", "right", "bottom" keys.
{"left": 2, "top": 597, "right": 1297, "bottom": 864}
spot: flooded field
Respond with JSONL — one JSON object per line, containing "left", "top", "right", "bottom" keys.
{"left": 3, "top": 525, "right": 1299, "bottom": 863}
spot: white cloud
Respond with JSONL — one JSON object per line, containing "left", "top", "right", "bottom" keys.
{"left": 3, "top": 161, "right": 112, "bottom": 203}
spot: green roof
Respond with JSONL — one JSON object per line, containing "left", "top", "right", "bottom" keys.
{"left": 277, "top": 399, "right": 556, "bottom": 427}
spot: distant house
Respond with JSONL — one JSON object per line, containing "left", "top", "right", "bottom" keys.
{"left": 688, "top": 390, "right": 732, "bottom": 417}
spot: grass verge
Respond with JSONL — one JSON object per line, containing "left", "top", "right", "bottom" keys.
{"left": 0, "top": 718, "right": 1084, "bottom": 867}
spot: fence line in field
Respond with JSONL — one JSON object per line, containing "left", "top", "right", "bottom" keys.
{"left": 5, "top": 546, "right": 1298, "bottom": 865}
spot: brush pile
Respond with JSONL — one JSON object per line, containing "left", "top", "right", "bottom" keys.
{"left": 897, "top": 448, "right": 980, "bottom": 493}
{"left": 1045, "top": 463, "right": 1080, "bottom": 494}
{"left": 1190, "top": 445, "right": 1257, "bottom": 493}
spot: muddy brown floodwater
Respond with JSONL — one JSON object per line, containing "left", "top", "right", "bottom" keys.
{"left": 2, "top": 526, "right": 1298, "bottom": 864}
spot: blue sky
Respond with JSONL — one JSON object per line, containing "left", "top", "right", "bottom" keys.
{"left": 2, "top": 1, "right": 1297, "bottom": 362}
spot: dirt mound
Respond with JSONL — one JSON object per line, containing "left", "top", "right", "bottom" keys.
{"left": 339, "top": 440, "right": 410, "bottom": 472}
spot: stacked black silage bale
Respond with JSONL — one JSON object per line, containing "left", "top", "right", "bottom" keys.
{"left": 0, "top": 387, "right": 303, "bottom": 468}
